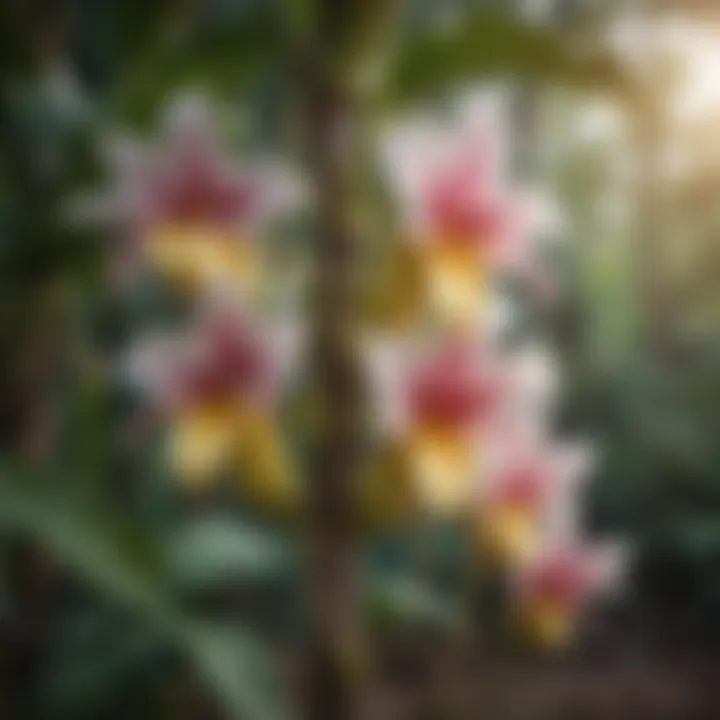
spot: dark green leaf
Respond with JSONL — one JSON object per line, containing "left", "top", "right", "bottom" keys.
{"left": 0, "top": 470, "right": 291, "bottom": 720}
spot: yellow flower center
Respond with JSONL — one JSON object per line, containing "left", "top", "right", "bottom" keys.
{"left": 409, "top": 422, "right": 475, "bottom": 513}
{"left": 423, "top": 238, "right": 487, "bottom": 326}
{"left": 479, "top": 504, "right": 538, "bottom": 565}
{"left": 145, "top": 223, "right": 257, "bottom": 293}
{"left": 522, "top": 598, "right": 576, "bottom": 648}
{"left": 168, "top": 399, "right": 245, "bottom": 490}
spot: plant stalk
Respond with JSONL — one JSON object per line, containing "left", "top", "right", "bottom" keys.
{"left": 304, "top": 44, "right": 366, "bottom": 720}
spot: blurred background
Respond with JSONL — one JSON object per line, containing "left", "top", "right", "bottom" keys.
{"left": 3, "top": 0, "right": 720, "bottom": 717}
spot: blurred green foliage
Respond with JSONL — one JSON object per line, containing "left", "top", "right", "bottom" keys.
{"left": 2, "top": 0, "right": 720, "bottom": 717}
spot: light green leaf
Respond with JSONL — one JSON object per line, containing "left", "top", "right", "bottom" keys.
{"left": 167, "top": 517, "right": 292, "bottom": 591}
{"left": 369, "top": 574, "right": 459, "bottom": 631}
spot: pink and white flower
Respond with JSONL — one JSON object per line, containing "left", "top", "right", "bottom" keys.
{"left": 365, "top": 334, "right": 505, "bottom": 513}
{"left": 514, "top": 537, "right": 627, "bottom": 646}
{"left": 477, "top": 428, "right": 595, "bottom": 563}
{"left": 127, "top": 295, "right": 302, "bottom": 504}
{"left": 365, "top": 331, "right": 559, "bottom": 514}
{"left": 79, "top": 93, "right": 302, "bottom": 294}
{"left": 381, "top": 90, "right": 558, "bottom": 324}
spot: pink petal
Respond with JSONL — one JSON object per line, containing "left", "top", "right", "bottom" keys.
{"left": 407, "top": 338, "right": 505, "bottom": 428}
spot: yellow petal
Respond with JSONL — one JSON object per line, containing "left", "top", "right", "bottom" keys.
{"left": 235, "top": 407, "right": 299, "bottom": 511}
{"left": 409, "top": 424, "right": 475, "bottom": 514}
{"left": 145, "top": 224, "right": 257, "bottom": 293}
{"left": 362, "top": 241, "right": 427, "bottom": 330}
{"left": 424, "top": 241, "right": 486, "bottom": 326}
{"left": 479, "top": 506, "right": 538, "bottom": 566}
{"left": 168, "top": 401, "right": 243, "bottom": 491}
{"left": 521, "top": 599, "right": 576, "bottom": 648}
{"left": 362, "top": 439, "right": 418, "bottom": 527}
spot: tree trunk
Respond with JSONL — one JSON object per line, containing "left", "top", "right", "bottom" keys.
{"left": 304, "top": 39, "right": 366, "bottom": 720}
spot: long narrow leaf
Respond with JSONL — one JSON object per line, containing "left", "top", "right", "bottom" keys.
{"left": 0, "top": 471, "right": 292, "bottom": 720}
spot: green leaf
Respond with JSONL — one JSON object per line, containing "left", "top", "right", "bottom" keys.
{"left": 40, "top": 610, "right": 164, "bottom": 716}
{"left": 167, "top": 517, "right": 292, "bottom": 591}
{"left": 673, "top": 521, "right": 720, "bottom": 558}
{"left": 0, "top": 470, "right": 291, "bottom": 720}
{"left": 186, "top": 622, "right": 293, "bottom": 720}
{"left": 368, "top": 574, "right": 458, "bottom": 631}
{"left": 389, "top": 12, "right": 628, "bottom": 103}
{"left": 110, "top": 5, "right": 283, "bottom": 125}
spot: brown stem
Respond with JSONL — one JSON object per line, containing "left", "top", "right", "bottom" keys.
{"left": 304, "top": 51, "right": 366, "bottom": 720}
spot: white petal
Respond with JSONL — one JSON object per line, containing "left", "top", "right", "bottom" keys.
{"left": 520, "top": 188, "right": 564, "bottom": 241}
{"left": 264, "top": 317, "right": 305, "bottom": 394}
{"left": 589, "top": 540, "right": 630, "bottom": 595}
{"left": 363, "top": 334, "right": 415, "bottom": 436}
{"left": 250, "top": 159, "right": 308, "bottom": 220}
{"left": 453, "top": 85, "right": 511, "bottom": 184}
{"left": 161, "top": 90, "right": 216, "bottom": 147}
{"left": 379, "top": 115, "right": 449, "bottom": 233}
{"left": 123, "top": 333, "right": 185, "bottom": 409}
{"left": 476, "top": 293, "right": 514, "bottom": 345}
{"left": 508, "top": 344, "right": 560, "bottom": 415}
{"left": 553, "top": 439, "right": 598, "bottom": 488}
{"left": 102, "top": 132, "right": 153, "bottom": 181}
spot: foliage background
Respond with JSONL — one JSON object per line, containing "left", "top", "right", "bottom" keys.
{"left": 2, "top": 0, "right": 720, "bottom": 717}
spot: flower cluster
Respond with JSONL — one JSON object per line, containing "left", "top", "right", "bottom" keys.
{"left": 92, "top": 94, "right": 303, "bottom": 511}
{"left": 89, "top": 88, "right": 624, "bottom": 648}
{"left": 374, "top": 90, "right": 625, "bottom": 646}
{"left": 127, "top": 296, "right": 300, "bottom": 508}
